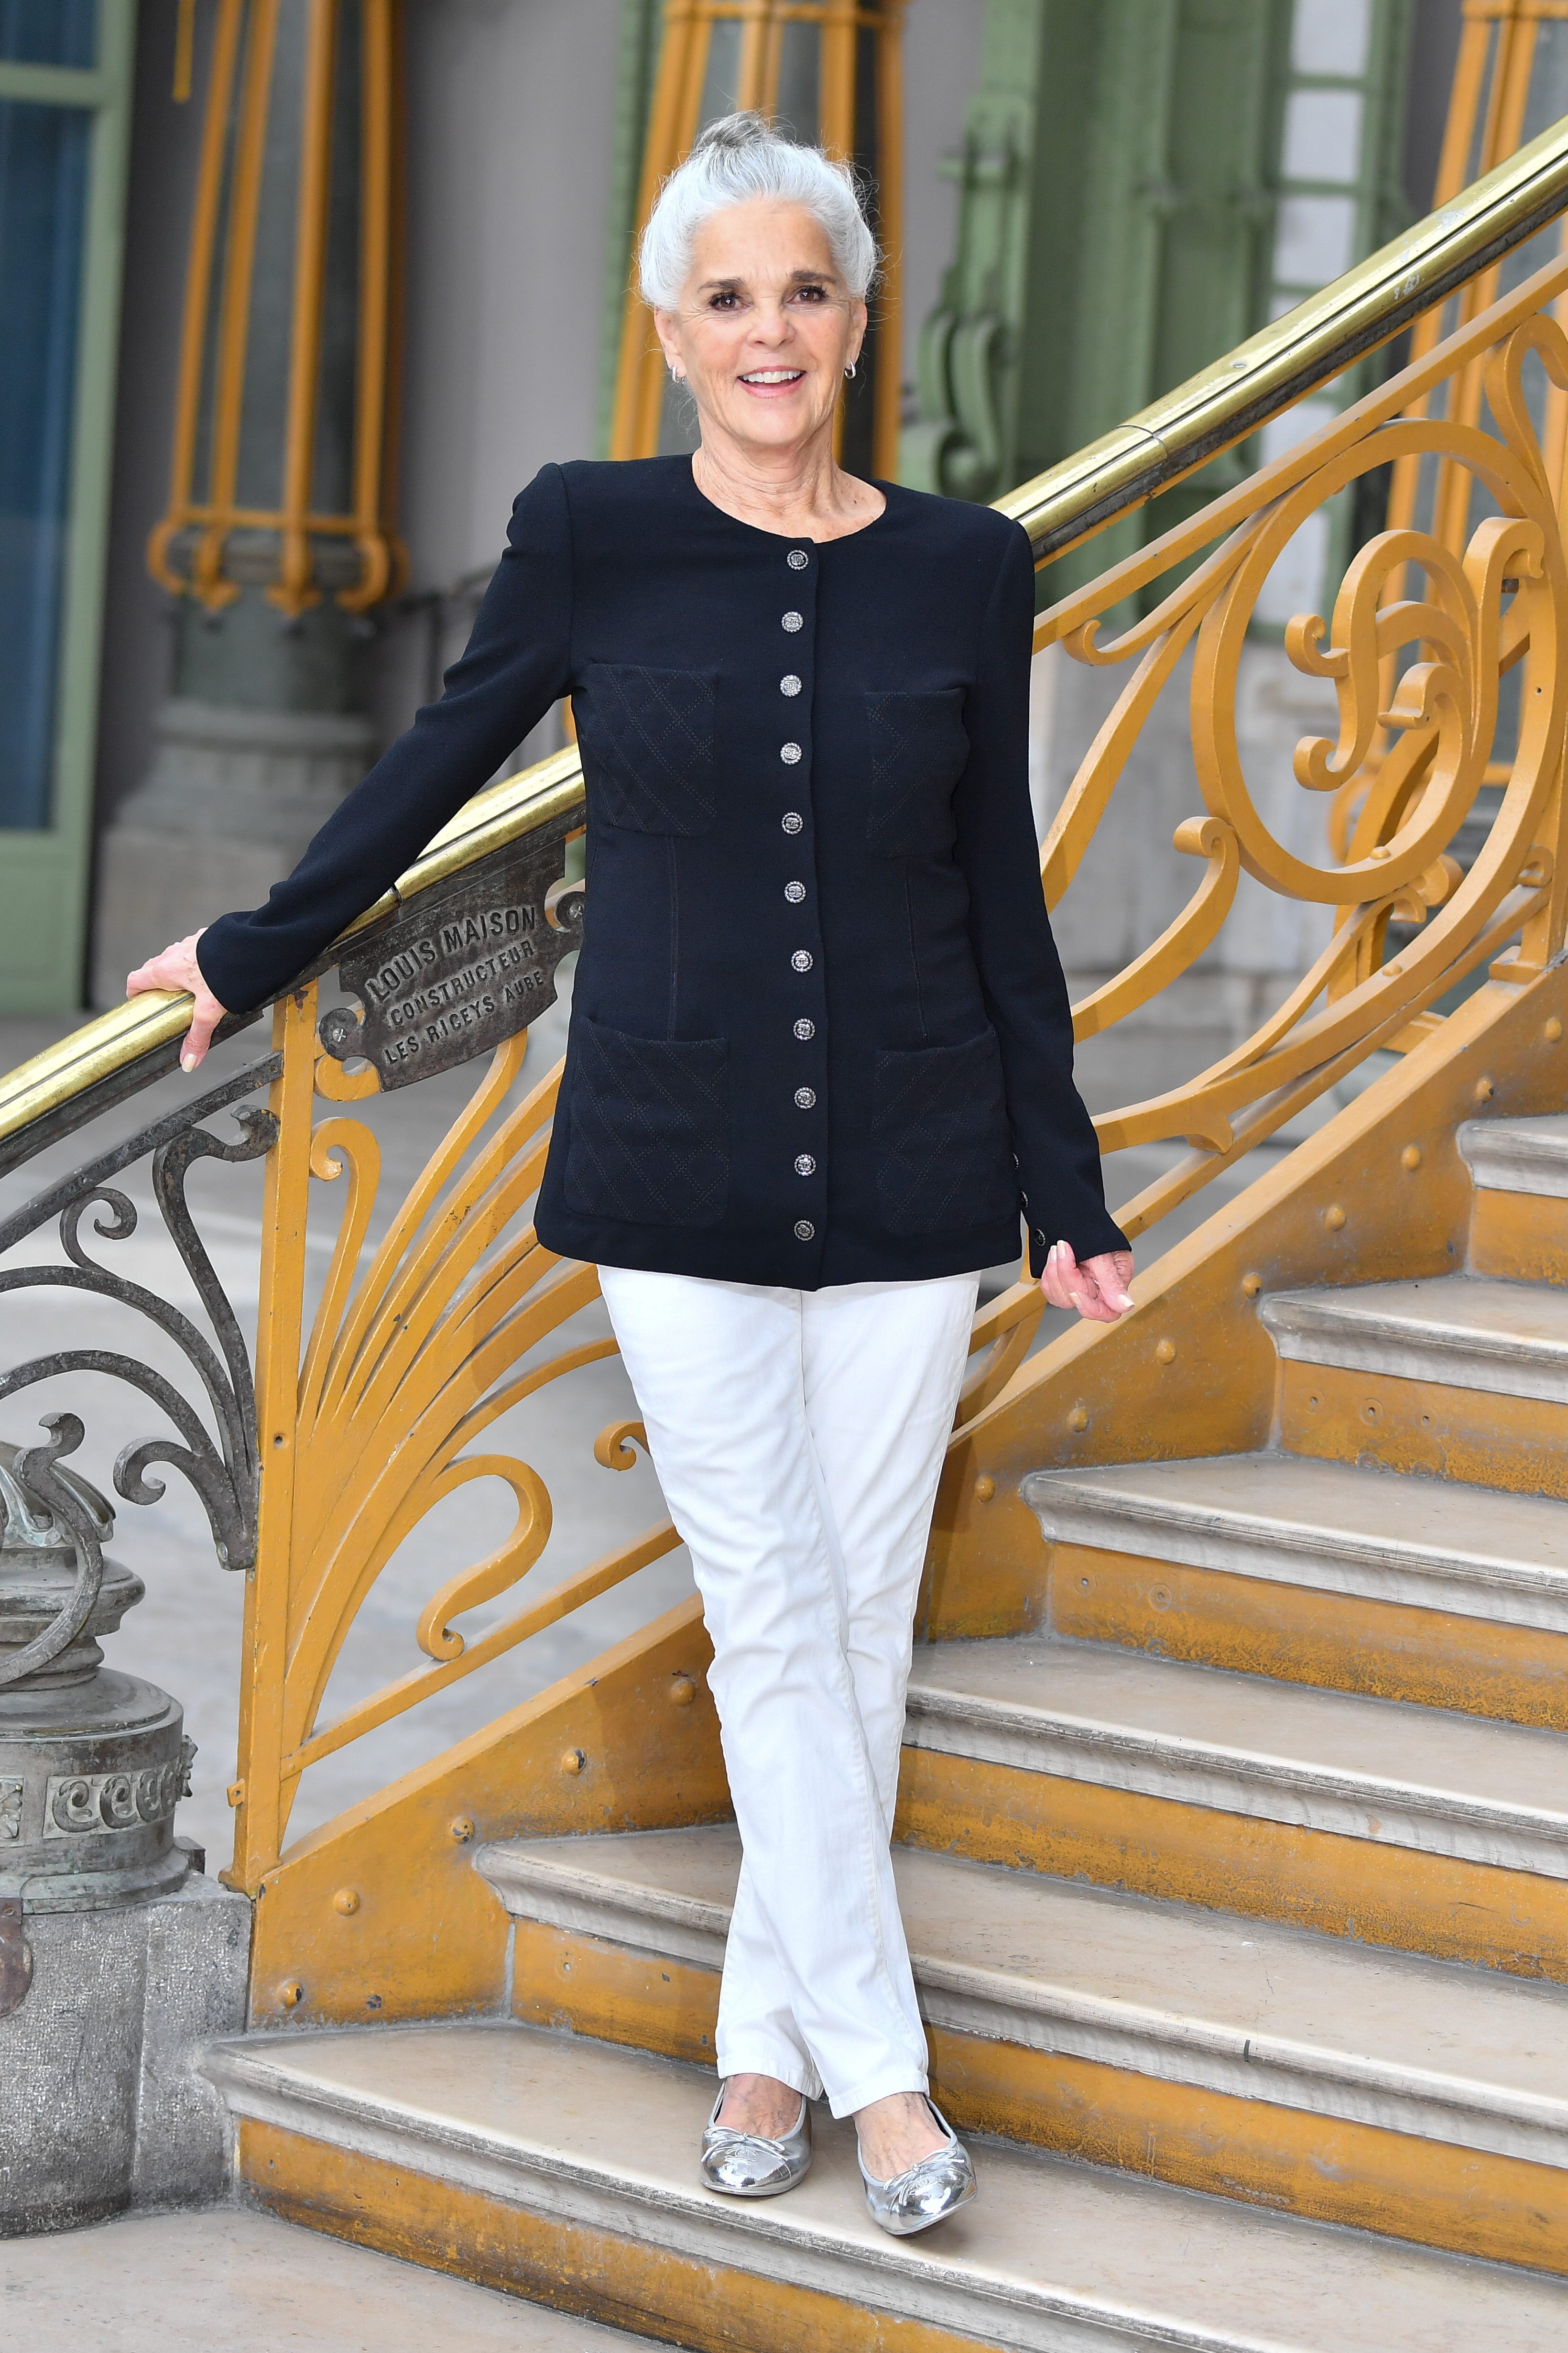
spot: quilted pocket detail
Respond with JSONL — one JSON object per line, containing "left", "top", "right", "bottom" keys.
{"left": 575, "top": 662, "right": 718, "bottom": 835}
{"left": 873, "top": 1028, "right": 1019, "bottom": 1235}
{"left": 565, "top": 1014, "right": 729, "bottom": 1227}
{"left": 866, "top": 688, "right": 970, "bottom": 856}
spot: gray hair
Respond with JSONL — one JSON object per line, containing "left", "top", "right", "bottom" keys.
{"left": 638, "top": 112, "right": 878, "bottom": 309}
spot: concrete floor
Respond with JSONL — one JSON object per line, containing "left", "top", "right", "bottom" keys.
{"left": 0, "top": 978, "right": 1332, "bottom": 1873}
{"left": 0, "top": 2206, "right": 645, "bottom": 2350}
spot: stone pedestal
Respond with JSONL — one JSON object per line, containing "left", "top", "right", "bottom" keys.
{"left": 0, "top": 1871, "right": 250, "bottom": 2234}
{"left": 92, "top": 691, "right": 375, "bottom": 1008}
{"left": 0, "top": 1442, "right": 250, "bottom": 2234}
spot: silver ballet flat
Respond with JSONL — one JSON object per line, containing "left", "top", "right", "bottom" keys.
{"left": 699, "top": 2086, "right": 813, "bottom": 2197}
{"left": 859, "top": 2100, "right": 976, "bottom": 2236}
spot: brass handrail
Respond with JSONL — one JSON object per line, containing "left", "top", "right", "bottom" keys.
{"left": 1002, "top": 110, "right": 1568, "bottom": 560}
{"left": 8, "top": 109, "right": 1568, "bottom": 1158}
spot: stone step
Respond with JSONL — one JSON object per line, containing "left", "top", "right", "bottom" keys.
{"left": 1461, "top": 1117, "right": 1568, "bottom": 1284}
{"left": 897, "top": 1636, "right": 1568, "bottom": 1979}
{"left": 1259, "top": 1277, "right": 1568, "bottom": 1494}
{"left": 1459, "top": 1115, "right": 1568, "bottom": 1197}
{"left": 202, "top": 2019, "right": 1568, "bottom": 2351}
{"left": 1024, "top": 1453, "right": 1568, "bottom": 1628}
{"left": 479, "top": 1821, "right": 1568, "bottom": 2266}
{"left": 1021, "top": 1451, "right": 1568, "bottom": 1726}
{"left": 1261, "top": 1276, "right": 1568, "bottom": 1402}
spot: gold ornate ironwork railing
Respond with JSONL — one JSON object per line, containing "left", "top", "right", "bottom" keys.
{"left": 7, "top": 121, "right": 1568, "bottom": 1893}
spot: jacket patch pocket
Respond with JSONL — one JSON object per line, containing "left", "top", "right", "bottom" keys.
{"left": 874, "top": 1028, "right": 1019, "bottom": 1235}
{"left": 565, "top": 1013, "right": 729, "bottom": 1228}
{"left": 866, "top": 688, "right": 970, "bottom": 857}
{"left": 575, "top": 662, "right": 718, "bottom": 835}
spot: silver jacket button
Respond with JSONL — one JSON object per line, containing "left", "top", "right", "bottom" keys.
{"left": 782, "top": 811, "right": 803, "bottom": 834}
{"left": 784, "top": 880, "right": 805, "bottom": 903}
{"left": 782, "top": 610, "right": 803, "bottom": 632}
{"left": 780, "top": 741, "right": 802, "bottom": 764}
{"left": 795, "top": 1154, "right": 817, "bottom": 1176}
{"left": 787, "top": 548, "right": 809, "bottom": 569}
{"left": 794, "top": 1219, "right": 815, "bottom": 1240}
{"left": 795, "top": 1086, "right": 816, "bottom": 1108}
{"left": 780, "top": 673, "right": 802, "bottom": 696}
{"left": 792, "top": 949, "right": 813, "bottom": 973}
{"left": 794, "top": 1018, "right": 815, "bottom": 1039}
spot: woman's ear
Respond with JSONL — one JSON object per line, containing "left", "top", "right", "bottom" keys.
{"left": 652, "top": 309, "right": 684, "bottom": 380}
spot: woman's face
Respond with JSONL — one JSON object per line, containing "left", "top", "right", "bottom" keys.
{"left": 655, "top": 198, "right": 866, "bottom": 460}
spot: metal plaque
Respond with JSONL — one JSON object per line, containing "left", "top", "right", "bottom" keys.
{"left": 324, "top": 824, "right": 584, "bottom": 1090}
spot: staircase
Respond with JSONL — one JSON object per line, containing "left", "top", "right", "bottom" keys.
{"left": 200, "top": 1103, "right": 1568, "bottom": 2348}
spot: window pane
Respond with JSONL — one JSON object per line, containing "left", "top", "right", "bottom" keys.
{"left": 775, "top": 22, "right": 820, "bottom": 144}
{"left": 1291, "top": 0, "right": 1368, "bottom": 78}
{"left": 0, "top": 0, "right": 97, "bottom": 69}
{"left": 0, "top": 99, "right": 88, "bottom": 829}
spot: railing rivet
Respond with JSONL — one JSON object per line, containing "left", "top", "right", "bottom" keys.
{"left": 448, "top": 1815, "right": 475, "bottom": 1842}
{"left": 670, "top": 1674, "right": 697, "bottom": 1707}
{"left": 332, "top": 1888, "right": 360, "bottom": 1916}
{"left": 1475, "top": 1077, "right": 1494, "bottom": 1102}
{"left": 1241, "top": 1274, "right": 1262, "bottom": 1299}
{"left": 973, "top": 1474, "right": 996, "bottom": 1502}
{"left": 1067, "top": 1406, "right": 1089, "bottom": 1433}
{"left": 1402, "top": 1144, "right": 1422, "bottom": 1170}
{"left": 1155, "top": 1339, "right": 1176, "bottom": 1365}
{"left": 1546, "top": 1019, "right": 1563, "bottom": 1043}
{"left": 560, "top": 1750, "right": 586, "bottom": 1776}
{"left": 279, "top": 1981, "right": 305, "bottom": 2009}
{"left": 1325, "top": 1205, "right": 1347, "bottom": 1230}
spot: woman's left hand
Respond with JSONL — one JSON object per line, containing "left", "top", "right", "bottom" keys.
{"left": 1042, "top": 1241, "right": 1134, "bottom": 1323}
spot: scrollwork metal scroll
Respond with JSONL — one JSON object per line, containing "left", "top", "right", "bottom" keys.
{"left": 0, "top": 1058, "right": 280, "bottom": 1683}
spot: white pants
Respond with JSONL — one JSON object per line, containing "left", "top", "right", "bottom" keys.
{"left": 597, "top": 1265, "right": 980, "bottom": 2117}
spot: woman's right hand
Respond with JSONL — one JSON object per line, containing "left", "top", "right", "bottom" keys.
{"left": 125, "top": 931, "right": 229, "bottom": 1073}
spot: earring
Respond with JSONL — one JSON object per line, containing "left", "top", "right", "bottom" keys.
{"left": 844, "top": 361, "right": 857, "bottom": 380}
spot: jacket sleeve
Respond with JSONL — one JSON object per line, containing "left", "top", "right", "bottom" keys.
{"left": 953, "top": 519, "right": 1128, "bottom": 1277}
{"left": 195, "top": 464, "right": 576, "bottom": 1014}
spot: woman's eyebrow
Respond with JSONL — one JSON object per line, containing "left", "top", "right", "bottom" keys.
{"left": 694, "top": 269, "right": 835, "bottom": 292}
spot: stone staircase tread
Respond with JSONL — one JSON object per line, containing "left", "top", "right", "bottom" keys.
{"left": 1459, "top": 1114, "right": 1568, "bottom": 1197}
{"left": 1260, "top": 1274, "right": 1568, "bottom": 1400}
{"left": 202, "top": 2022, "right": 1568, "bottom": 2353}
{"left": 479, "top": 1825, "right": 1568, "bottom": 2161}
{"left": 1021, "top": 1452, "right": 1568, "bottom": 1625}
{"left": 904, "top": 1638, "right": 1568, "bottom": 1872}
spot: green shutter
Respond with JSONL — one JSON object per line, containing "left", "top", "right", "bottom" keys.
{"left": 904, "top": 0, "right": 1411, "bottom": 615}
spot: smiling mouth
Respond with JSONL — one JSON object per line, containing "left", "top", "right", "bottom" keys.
{"left": 738, "top": 368, "right": 806, "bottom": 387}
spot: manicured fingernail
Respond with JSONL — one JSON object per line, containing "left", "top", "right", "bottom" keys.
{"left": 181, "top": 1053, "right": 196, "bottom": 1072}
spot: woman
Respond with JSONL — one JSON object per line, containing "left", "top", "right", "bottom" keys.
{"left": 130, "top": 113, "right": 1133, "bottom": 2235}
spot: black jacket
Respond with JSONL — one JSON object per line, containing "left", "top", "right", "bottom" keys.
{"left": 198, "top": 457, "right": 1126, "bottom": 1288}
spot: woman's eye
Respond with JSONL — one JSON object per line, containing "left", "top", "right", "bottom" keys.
{"left": 708, "top": 291, "right": 740, "bottom": 310}
{"left": 792, "top": 285, "right": 826, "bottom": 303}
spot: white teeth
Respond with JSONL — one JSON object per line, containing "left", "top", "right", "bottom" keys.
{"left": 741, "top": 369, "right": 803, "bottom": 383}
